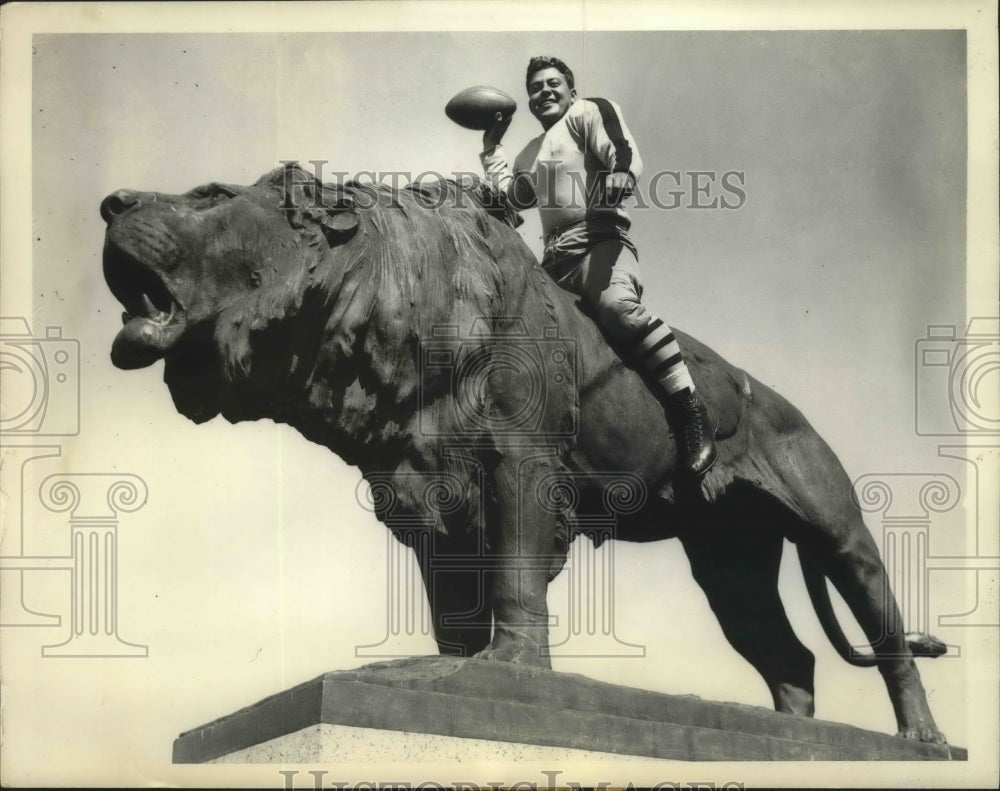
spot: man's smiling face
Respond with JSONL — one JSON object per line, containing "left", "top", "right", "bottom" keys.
{"left": 527, "top": 66, "right": 576, "bottom": 129}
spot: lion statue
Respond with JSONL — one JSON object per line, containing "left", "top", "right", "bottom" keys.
{"left": 101, "top": 164, "right": 948, "bottom": 743}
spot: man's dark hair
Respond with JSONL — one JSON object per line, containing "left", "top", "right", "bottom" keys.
{"left": 525, "top": 56, "right": 575, "bottom": 91}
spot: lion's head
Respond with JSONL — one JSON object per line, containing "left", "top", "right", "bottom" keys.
{"left": 101, "top": 165, "right": 541, "bottom": 452}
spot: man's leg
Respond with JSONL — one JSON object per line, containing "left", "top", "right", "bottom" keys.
{"left": 578, "top": 240, "right": 718, "bottom": 477}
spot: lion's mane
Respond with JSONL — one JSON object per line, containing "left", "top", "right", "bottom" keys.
{"left": 206, "top": 165, "right": 580, "bottom": 481}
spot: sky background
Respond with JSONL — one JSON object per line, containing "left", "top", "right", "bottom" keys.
{"left": 1, "top": 5, "right": 996, "bottom": 788}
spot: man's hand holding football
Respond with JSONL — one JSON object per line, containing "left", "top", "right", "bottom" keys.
{"left": 483, "top": 111, "right": 513, "bottom": 152}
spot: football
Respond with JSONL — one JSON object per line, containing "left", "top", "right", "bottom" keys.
{"left": 445, "top": 86, "right": 517, "bottom": 131}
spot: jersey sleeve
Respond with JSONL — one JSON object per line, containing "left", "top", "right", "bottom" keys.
{"left": 569, "top": 98, "right": 644, "bottom": 182}
{"left": 480, "top": 144, "right": 537, "bottom": 210}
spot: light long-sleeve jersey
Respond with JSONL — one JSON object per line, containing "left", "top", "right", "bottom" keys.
{"left": 480, "top": 97, "right": 643, "bottom": 236}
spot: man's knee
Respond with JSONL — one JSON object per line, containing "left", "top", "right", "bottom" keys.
{"left": 594, "top": 292, "right": 650, "bottom": 344}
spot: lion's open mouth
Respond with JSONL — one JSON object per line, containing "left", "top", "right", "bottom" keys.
{"left": 104, "top": 241, "right": 187, "bottom": 369}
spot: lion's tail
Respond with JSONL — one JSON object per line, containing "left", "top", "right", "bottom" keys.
{"left": 796, "top": 546, "right": 948, "bottom": 668}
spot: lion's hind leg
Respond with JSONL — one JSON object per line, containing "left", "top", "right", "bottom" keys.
{"left": 680, "top": 514, "right": 816, "bottom": 717}
{"left": 747, "top": 411, "right": 946, "bottom": 743}
{"left": 800, "top": 529, "right": 946, "bottom": 743}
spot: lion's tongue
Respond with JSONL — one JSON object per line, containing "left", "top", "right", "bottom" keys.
{"left": 112, "top": 316, "right": 183, "bottom": 369}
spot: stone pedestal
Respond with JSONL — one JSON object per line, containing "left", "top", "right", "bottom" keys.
{"left": 173, "top": 657, "right": 966, "bottom": 763}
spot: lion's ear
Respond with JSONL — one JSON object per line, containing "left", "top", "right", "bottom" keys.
{"left": 293, "top": 198, "right": 359, "bottom": 246}
{"left": 321, "top": 200, "right": 360, "bottom": 239}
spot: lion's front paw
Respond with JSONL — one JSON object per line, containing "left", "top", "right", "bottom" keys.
{"left": 897, "top": 726, "right": 947, "bottom": 744}
{"left": 474, "top": 631, "right": 550, "bottom": 668}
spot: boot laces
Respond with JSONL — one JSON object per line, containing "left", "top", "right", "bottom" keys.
{"left": 680, "top": 394, "right": 705, "bottom": 452}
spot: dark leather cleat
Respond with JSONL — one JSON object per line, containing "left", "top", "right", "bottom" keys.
{"left": 666, "top": 388, "right": 718, "bottom": 477}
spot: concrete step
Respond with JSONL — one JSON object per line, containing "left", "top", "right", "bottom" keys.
{"left": 173, "top": 656, "right": 966, "bottom": 763}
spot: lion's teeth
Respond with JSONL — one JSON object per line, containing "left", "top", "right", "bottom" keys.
{"left": 141, "top": 292, "right": 157, "bottom": 316}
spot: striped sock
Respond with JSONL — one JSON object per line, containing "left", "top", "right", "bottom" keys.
{"left": 631, "top": 318, "right": 695, "bottom": 395}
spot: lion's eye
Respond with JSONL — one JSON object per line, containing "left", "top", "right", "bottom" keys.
{"left": 187, "top": 183, "right": 239, "bottom": 207}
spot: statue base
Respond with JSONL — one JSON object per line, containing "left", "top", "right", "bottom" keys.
{"left": 172, "top": 656, "right": 966, "bottom": 763}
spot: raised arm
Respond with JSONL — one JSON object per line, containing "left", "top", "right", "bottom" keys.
{"left": 480, "top": 113, "right": 537, "bottom": 211}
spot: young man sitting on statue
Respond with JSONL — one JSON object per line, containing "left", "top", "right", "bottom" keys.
{"left": 479, "top": 55, "right": 718, "bottom": 479}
